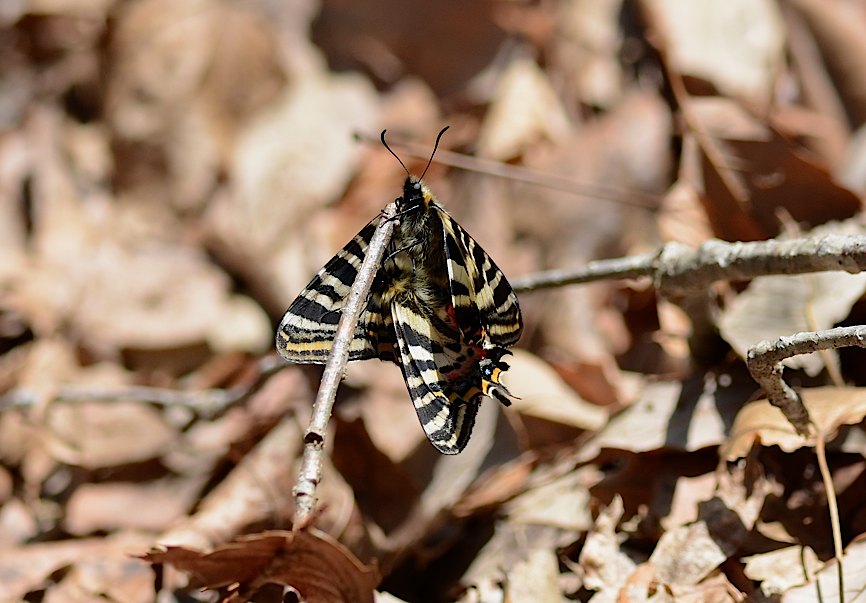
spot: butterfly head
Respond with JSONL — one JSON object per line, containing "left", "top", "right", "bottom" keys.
{"left": 398, "top": 176, "right": 434, "bottom": 214}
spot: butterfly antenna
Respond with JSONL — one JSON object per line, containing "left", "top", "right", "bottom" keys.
{"left": 420, "top": 126, "right": 450, "bottom": 180}
{"left": 380, "top": 130, "right": 410, "bottom": 177}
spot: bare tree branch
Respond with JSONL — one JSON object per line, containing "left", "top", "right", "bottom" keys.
{"left": 512, "top": 234, "right": 866, "bottom": 296}
{"left": 292, "top": 203, "right": 398, "bottom": 528}
{"left": 746, "top": 325, "right": 866, "bottom": 436}
{"left": 0, "top": 355, "right": 286, "bottom": 418}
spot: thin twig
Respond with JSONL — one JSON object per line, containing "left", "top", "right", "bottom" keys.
{"left": 511, "top": 253, "right": 655, "bottom": 293}
{"left": 815, "top": 432, "right": 845, "bottom": 602}
{"left": 292, "top": 203, "right": 398, "bottom": 528}
{"left": 0, "top": 355, "right": 285, "bottom": 419}
{"left": 356, "top": 130, "right": 662, "bottom": 209}
{"left": 746, "top": 325, "right": 866, "bottom": 436}
{"left": 511, "top": 234, "right": 866, "bottom": 296}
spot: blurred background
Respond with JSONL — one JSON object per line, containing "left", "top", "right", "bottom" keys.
{"left": 2, "top": 0, "right": 866, "bottom": 601}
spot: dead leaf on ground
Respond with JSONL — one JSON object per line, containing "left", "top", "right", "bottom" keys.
{"left": 718, "top": 271, "right": 866, "bottom": 376}
{"left": 743, "top": 545, "right": 820, "bottom": 597}
{"left": 504, "top": 466, "right": 594, "bottom": 533}
{"left": 687, "top": 97, "right": 861, "bottom": 241}
{"left": 476, "top": 58, "right": 571, "bottom": 161}
{"left": 143, "top": 529, "right": 380, "bottom": 603}
{"left": 507, "top": 349, "right": 608, "bottom": 432}
{"left": 722, "top": 386, "right": 866, "bottom": 460}
{"left": 579, "top": 495, "right": 637, "bottom": 602}
{"left": 64, "top": 478, "right": 204, "bottom": 535}
{"left": 46, "top": 401, "right": 176, "bottom": 469}
{"left": 781, "top": 536, "right": 866, "bottom": 602}
{"left": 578, "top": 374, "right": 749, "bottom": 461}
{"left": 505, "top": 547, "right": 567, "bottom": 603}
{"left": 0, "top": 532, "right": 154, "bottom": 602}
{"left": 647, "top": 0, "right": 786, "bottom": 106}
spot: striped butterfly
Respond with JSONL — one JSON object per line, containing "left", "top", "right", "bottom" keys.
{"left": 276, "top": 127, "right": 522, "bottom": 454}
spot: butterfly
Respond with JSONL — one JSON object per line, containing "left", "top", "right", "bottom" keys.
{"left": 276, "top": 127, "right": 522, "bottom": 454}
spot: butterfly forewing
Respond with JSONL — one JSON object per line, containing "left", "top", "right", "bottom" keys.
{"left": 276, "top": 220, "right": 391, "bottom": 363}
{"left": 440, "top": 210, "right": 522, "bottom": 346}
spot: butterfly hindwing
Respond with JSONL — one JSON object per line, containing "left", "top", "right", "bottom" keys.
{"left": 391, "top": 297, "right": 481, "bottom": 454}
{"left": 276, "top": 220, "right": 393, "bottom": 363}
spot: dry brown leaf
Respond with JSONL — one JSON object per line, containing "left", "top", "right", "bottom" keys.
{"left": 332, "top": 415, "right": 421, "bottom": 535}
{"left": 415, "top": 401, "right": 505, "bottom": 516}
{"left": 0, "top": 498, "right": 38, "bottom": 547}
{"left": 578, "top": 375, "right": 746, "bottom": 461}
{"left": 64, "top": 479, "right": 203, "bottom": 535}
{"left": 312, "top": 0, "right": 507, "bottom": 96}
{"left": 688, "top": 97, "right": 861, "bottom": 240}
{"left": 551, "top": 0, "right": 623, "bottom": 107}
{"left": 649, "top": 521, "right": 727, "bottom": 588}
{"left": 41, "top": 554, "right": 154, "bottom": 603}
{"left": 743, "top": 545, "right": 820, "bottom": 597}
{"left": 722, "top": 386, "right": 866, "bottom": 460}
{"left": 159, "top": 417, "right": 303, "bottom": 551}
{"left": 719, "top": 271, "right": 866, "bottom": 375}
{"left": 229, "top": 73, "right": 378, "bottom": 253}
{"left": 142, "top": 529, "right": 380, "bottom": 603}
{"left": 345, "top": 361, "right": 428, "bottom": 461}
{"left": 505, "top": 468, "right": 594, "bottom": 533}
{"left": 453, "top": 455, "right": 534, "bottom": 517}
{"left": 107, "top": 0, "right": 286, "bottom": 210}
{"left": 660, "top": 472, "right": 718, "bottom": 531}
{"left": 790, "top": 0, "right": 866, "bottom": 127}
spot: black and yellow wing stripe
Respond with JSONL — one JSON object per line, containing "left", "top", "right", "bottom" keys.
{"left": 440, "top": 209, "right": 523, "bottom": 347}
{"left": 276, "top": 220, "right": 395, "bottom": 363}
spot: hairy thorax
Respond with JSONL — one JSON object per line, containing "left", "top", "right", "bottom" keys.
{"left": 380, "top": 206, "right": 449, "bottom": 312}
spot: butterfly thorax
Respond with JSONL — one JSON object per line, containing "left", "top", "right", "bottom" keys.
{"left": 379, "top": 177, "right": 449, "bottom": 312}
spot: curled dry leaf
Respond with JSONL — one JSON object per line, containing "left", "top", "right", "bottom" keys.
{"left": 142, "top": 529, "right": 380, "bottom": 603}
{"left": 721, "top": 386, "right": 866, "bottom": 461}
